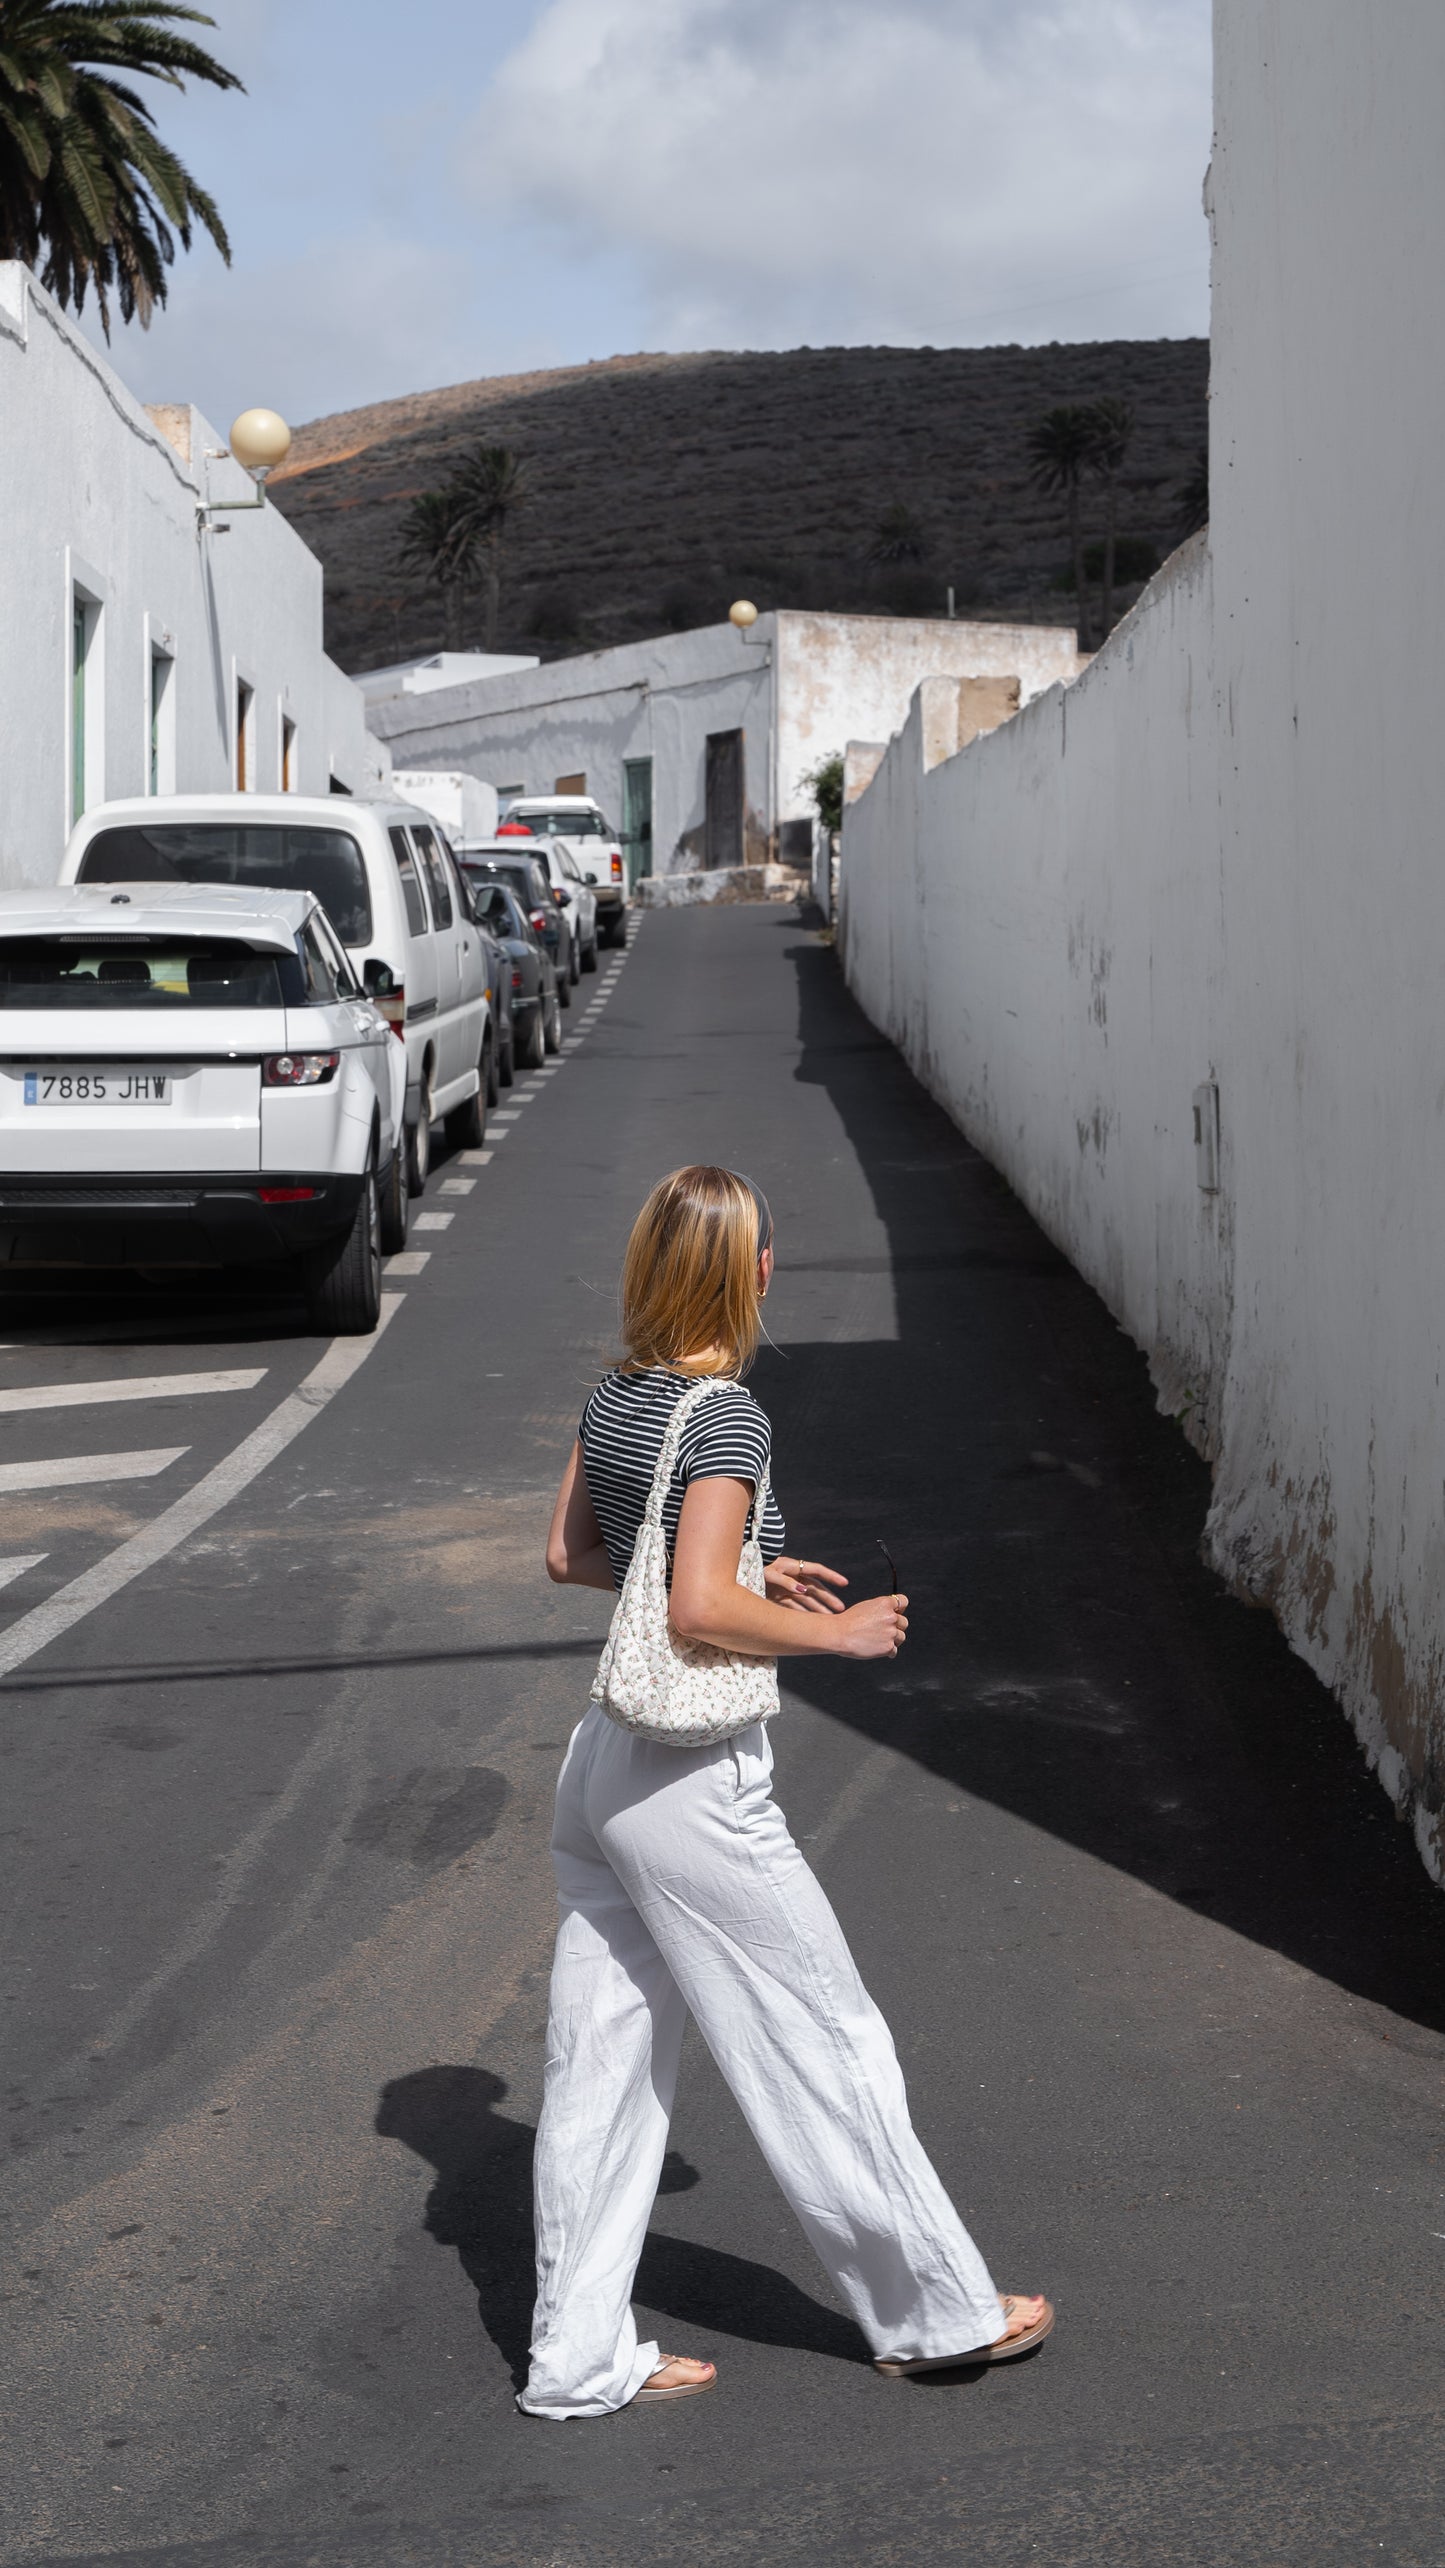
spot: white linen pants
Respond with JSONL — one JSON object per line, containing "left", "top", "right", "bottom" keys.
{"left": 518, "top": 1705, "right": 1005, "bottom": 2419}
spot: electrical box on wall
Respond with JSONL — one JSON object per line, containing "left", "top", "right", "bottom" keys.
{"left": 1193, "top": 1080, "right": 1220, "bottom": 1192}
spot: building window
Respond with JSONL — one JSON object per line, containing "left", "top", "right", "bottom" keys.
{"left": 235, "top": 677, "right": 255, "bottom": 790}
{"left": 281, "top": 713, "right": 297, "bottom": 791}
{"left": 149, "top": 649, "right": 175, "bottom": 795}
{"left": 70, "top": 587, "right": 103, "bottom": 828}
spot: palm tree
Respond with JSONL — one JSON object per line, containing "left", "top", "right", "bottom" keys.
{"left": 0, "top": 2, "right": 242, "bottom": 335}
{"left": 867, "top": 501, "right": 926, "bottom": 567}
{"left": 1174, "top": 444, "right": 1209, "bottom": 542}
{"left": 1086, "top": 397, "right": 1136, "bottom": 640}
{"left": 1026, "top": 405, "right": 1098, "bottom": 648}
{"left": 449, "top": 444, "right": 529, "bottom": 649}
{"left": 396, "top": 487, "right": 479, "bottom": 650}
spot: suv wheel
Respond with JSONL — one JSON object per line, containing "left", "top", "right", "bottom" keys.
{"left": 519, "top": 1001, "right": 546, "bottom": 1069}
{"left": 406, "top": 1072, "right": 433, "bottom": 1194}
{"left": 379, "top": 1140, "right": 408, "bottom": 1253}
{"left": 303, "top": 1156, "right": 381, "bottom": 1335}
{"left": 543, "top": 986, "right": 561, "bottom": 1054}
{"left": 446, "top": 1035, "right": 490, "bottom": 1149}
{"left": 581, "top": 934, "right": 599, "bottom": 972}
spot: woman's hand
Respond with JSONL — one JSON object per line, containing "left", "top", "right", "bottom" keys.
{"left": 764, "top": 1556, "right": 849, "bottom": 1616}
{"left": 829, "top": 1592, "right": 909, "bottom": 1659}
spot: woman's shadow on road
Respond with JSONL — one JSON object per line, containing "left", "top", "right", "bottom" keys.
{"left": 376, "top": 2063, "right": 869, "bottom": 2387}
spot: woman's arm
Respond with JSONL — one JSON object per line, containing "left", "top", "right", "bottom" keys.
{"left": 546, "top": 1441, "right": 615, "bottom": 1591}
{"left": 670, "top": 1478, "right": 907, "bottom": 1661}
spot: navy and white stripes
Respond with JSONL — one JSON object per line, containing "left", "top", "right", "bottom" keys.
{"left": 579, "top": 1367, "right": 787, "bottom": 1590}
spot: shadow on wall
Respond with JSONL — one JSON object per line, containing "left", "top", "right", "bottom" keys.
{"left": 743, "top": 921, "right": 1445, "bottom": 2040}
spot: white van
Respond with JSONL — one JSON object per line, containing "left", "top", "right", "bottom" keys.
{"left": 60, "top": 795, "right": 494, "bottom": 1200}
{"left": 390, "top": 769, "right": 499, "bottom": 849}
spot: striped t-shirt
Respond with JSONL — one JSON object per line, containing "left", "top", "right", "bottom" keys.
{"left": 579, "top": 1367, "right": 787, "bottom": 1590}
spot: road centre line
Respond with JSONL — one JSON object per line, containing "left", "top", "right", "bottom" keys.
{"left": 0, "top": 1448, "right": 189, "bottom": 1496}
{"left": 0, "top": 1367, "right": 267, "bottom": 1417}
{"left": 0, "top": 1555, "right": 47, "bottom": 1591}
{"left": 0, "top": 1296, "right": 403, "bottom": 1682}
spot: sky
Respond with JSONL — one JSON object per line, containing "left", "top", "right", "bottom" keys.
{"left": 85, "top": 0, "right": 1214, "bottom": 435}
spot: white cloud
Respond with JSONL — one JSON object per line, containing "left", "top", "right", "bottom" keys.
{"left": 471, "top": 0, "right": 1212, "bottom": 347}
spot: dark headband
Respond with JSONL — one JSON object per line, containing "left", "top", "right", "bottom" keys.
{"left": 733, "top": 1171, "right": 773, "bottom": 1257}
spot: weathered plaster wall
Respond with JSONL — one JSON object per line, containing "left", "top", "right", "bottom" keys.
{"left": 369, "top": 610, "right": 1083, "bottom": 876}
{"left": 840, "top": 0, "right": 1445, "bottom": 1884}
{"left": 0, "top": 265, "right": 380, "bottom": 888}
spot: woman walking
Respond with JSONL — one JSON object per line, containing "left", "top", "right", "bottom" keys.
{"left": 521, "top": 1164, "right": 1051, "bottom": 2419}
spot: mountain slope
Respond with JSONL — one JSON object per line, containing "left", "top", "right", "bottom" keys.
{"left": 269, "top": 340, "right": 1208, "bottom": 673}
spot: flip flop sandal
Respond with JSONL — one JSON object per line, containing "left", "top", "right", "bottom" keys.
{"left": 632, "top": 2360, "right": 718, "bottom": 2403}
{"left": 874, "top": 2297, "right": 1055, "bottom": 2376}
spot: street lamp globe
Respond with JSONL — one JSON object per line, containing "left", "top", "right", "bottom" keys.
{"left": 729, "top": 599, "right": 759, "bottom": 630}
{"left": 229, "top": 408, "right": 292, "bottom": 478}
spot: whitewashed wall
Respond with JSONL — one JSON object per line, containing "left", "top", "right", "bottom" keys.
{"left": 840, "top": 0, "right": 1445, "bottom": 1885}
{"left": 369, "top": 611, "right": 1083, "bottom": 874}
{"left": 0, "top": 265, "right": 381, "bottom": 888}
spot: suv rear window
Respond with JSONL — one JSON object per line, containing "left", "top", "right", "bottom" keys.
{"left": 77, "top": 825, "right": 373, "bottom": 945}
{"left": 510, "top": 808, "right": 612, "bottom": 838}
{"left": 0, "top": 935, "right": 295, "bottom": 1008}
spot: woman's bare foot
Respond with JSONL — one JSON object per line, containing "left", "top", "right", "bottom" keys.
{"left": 993, "top": 2294, "right": 1047, "bottom": 2348}
{"left": 632, "top": 2354, "right": 717, "bottom": 2402}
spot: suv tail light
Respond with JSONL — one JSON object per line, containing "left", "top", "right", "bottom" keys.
{"left": 263, "top": 1051, "right": 340, "bottom": 1086}
{"left": 373, "top": 985, "right": 406, "bottom": 1038}
{"left": 511, "top": 965, "right": 523, "bottom": 993}
{"left": 611, "top": 853, "right": 623, "bottom": 880}
{"left": 529, "top": 907, "right": 549, "bottom": 934}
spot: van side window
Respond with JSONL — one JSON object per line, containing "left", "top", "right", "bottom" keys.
{"left": 312, "top": 910, "right": 359, "bottom": 995}
{"left": 411, "top": 825, "right": 453, "bottom": 929}
{"left": 389, "top": 826, "right": 430, "bottom": 937}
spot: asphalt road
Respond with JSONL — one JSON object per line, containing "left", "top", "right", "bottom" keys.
{"left": 3, "top": 903, "right": 1443, "bottom": 2568}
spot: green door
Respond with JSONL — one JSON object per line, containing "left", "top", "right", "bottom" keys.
{"left": 622, "top": 756, "right": 653, "bottom": 888}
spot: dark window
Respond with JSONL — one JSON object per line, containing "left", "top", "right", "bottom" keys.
{"left": 310, "top": 910, "right": 359, "bottom": 995}
{"left": 0, "top": 935, "right": 295, "bottom": 1009}
{"left": 389, "top": 826, "right": 430, "bottom": 938}
{"left": 410, "top": 824, "right": 453, "bottom": 928}
{"left": 301, "top": 921, "right": 341, "bottom": 1001}
{"left": 78, "top": 824, "right": 373, "bottom": 944}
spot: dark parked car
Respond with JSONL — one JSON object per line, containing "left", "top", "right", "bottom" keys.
{"left": 473, "top": 909, "right": 515, "bottom": 1093}
{"left": 460, "top": 869, "right": 562, "bottom": 1070}
{"left": 461, "top": 841, "right": 573, "bottom": 1004}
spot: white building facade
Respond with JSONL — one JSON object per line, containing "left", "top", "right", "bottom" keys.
{"left": 362, "top": 611, "right": 1083, "bottom": 883}
{"left": 0, "top": 264, "right": 385, "bottom": 891}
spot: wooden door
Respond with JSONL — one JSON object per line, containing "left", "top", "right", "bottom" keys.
{"left": 704, "top": 729, "right": 744, "bottom": 870}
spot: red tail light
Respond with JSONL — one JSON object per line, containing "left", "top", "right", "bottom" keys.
{"left": 257, "top": 1185, "right": 318, "bottom": 1202}
{"left": 497, "top": 820, "right": 533, "bottom": 835}
{"left": 375, "top": 987, "right": 405, "bottom": 1038}
{"left": 529, "top": 908, "right": 549, "bottom": 933}
{"left": 511, "top": 965, "right": 523, "bottom": 992}
{"left": 263, "top": 1051, "right": 340, "bottom": 1086}
{"left": 611, "top": 853, "right": 623, "bottom": 880}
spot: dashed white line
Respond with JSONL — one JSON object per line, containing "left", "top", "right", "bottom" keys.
{"left": 490, "top": 1111, "right": 521, "bottom": 1123}
{"left": 459, "top": 1149, "right": 493, "bottom": 1166}
{"left": 0, "top": 1367, "right": 267, "bottom": 1417}
{"left": 0, "top": 1447, "right": 189, "bottom": 1496}
{"left": 383, "top": 1251, "right": 430, "bottom": 1275}
{"left": 412, "top": 1212, "right": 453, "bottom": 1232}
{"left": 0, "top": 1297, "right": 403, "bottom": 1681}
{"left": 0, "top": 1555, "right": 47, "bottom": 1592}
{"left": 439, "top": 1178, "right": 475, "bottom": 1196}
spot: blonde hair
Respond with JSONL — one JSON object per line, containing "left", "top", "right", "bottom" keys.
{"left": 619, "top": 1165, "right": 767, "bottom": 1378}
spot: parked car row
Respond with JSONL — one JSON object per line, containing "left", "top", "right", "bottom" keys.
{"left": 0, "top": 783, "right": 628, "bottom": 1333}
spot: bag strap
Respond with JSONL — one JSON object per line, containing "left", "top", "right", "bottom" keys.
{"left": 645, "top": 1375, "right": 771, "bottom": 1543}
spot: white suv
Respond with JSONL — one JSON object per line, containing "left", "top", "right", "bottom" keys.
{"left": 59, "top": 794, "right": 494, "bottom": 1200}
{"left": 0, "top": 885, "right": 405, "bottom": 1333}
{"left": 499, "top": 797, "right": 627, "bottom": 948}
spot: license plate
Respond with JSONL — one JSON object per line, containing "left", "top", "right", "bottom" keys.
{"left": 22, "top": 1070, "right": 170, "bottom": 1106}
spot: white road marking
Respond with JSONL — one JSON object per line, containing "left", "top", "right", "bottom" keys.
{"left": 459, "top": 1149, "right": 493, "bottom": 1165}
{"left": 383, "top": 1251, "right": 430, "bottom": 1275}
{"left": 0, "top": 1297, "right": 403, "bottom": 1682}
{"left": 0, "top": 1367, "right": 267, "bottom": 1417}
{"left": 412, "top": 1211, "right": 453, "bottom": 1232}
{"left": 439, "top": 1178, "right": 475, "bottom": 1196}
{"left": 0, "top": 1448, "right": 188, "bottom": 1496}
{"left": 488, "top": 1128, "right": 509, "bottom": 1141}
{"left": 0, "top": 1554, "right": 47, "bottom": 1592}
{"left": 489, "top": 1110, "right": 522, "bottom": 1122}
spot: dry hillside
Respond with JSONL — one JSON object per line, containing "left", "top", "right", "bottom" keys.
{"left": 269, "top": 340, "right": 1209, "bottom": 674}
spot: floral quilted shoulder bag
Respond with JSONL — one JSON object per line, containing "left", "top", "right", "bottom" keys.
{"left": 591, "top": 1375, "right": 781, "bottom": 1746}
